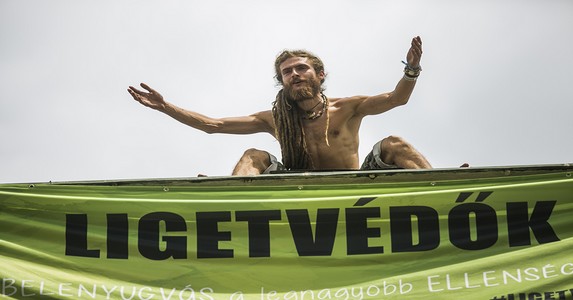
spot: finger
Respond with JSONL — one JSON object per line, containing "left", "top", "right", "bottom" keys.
{"left": 409, "top": 46, "right": 421, "bottom": 56}
{"left": 140, "top": 83, "right": 157, "bottom": 95}
{"left": 127, "top": 89, "right": 141, "bottom": 102}
{"left": 129, "top": 86, "right": 147, "bottom": 96}
{"left": 412, "top": 37, "right": 422, "bottom": 49}
{"left": 127, "top": 89, "right": 143, "bottom": 102}
{"left": 411, "top": 43, "right": 422, "bottom": 55}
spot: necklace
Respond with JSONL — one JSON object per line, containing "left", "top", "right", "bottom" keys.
{"left": 303, "top": 94, "right": 328, "bottom": 120}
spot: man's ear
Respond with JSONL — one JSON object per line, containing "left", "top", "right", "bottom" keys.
{"left": 318, "top": 70, "right": 326, "bottom": 81}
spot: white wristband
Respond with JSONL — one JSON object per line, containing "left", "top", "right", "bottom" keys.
{"left": 402, "top": 74, "right": 418, "bottom": 81}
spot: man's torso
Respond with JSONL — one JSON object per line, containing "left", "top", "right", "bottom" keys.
{"left": 300, "top": 96, "right": 366, "bottom": 169}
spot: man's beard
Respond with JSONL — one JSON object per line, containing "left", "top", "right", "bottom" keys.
{"left": 284, "top": 77, "right": 322, "bottom": 102}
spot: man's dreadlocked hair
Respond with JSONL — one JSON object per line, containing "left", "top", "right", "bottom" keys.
{"left": 272, "top": 50, "right": 328, "bottom": 170}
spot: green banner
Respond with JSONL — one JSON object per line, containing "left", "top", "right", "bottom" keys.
{"left": 1, "top": 166, "right": 573, "bottom": 299}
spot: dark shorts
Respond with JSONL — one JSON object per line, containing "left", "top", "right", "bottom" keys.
{"left": 263, "top": 141, "right": 398, "bottom": 173}
{"left": 359, "top": 140, "right": 400, "bottom": 170}
{"left": 263, "top": 153, "right": 286, "bottom": 174}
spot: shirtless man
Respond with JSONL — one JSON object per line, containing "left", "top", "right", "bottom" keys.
{"left": 128, "top": 36, "right": 431, "bottom": 175}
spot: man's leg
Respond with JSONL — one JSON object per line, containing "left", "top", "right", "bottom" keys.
{"left": 378, "top": 136, "right": 431, "bottom": 169}
{"left": 232, "top": 148, "right": 273, "bottom": 175}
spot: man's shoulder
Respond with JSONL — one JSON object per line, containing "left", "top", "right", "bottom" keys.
{"left": 249, "top": 110, "right": 275, "bottom": 133}
{"left": 329, "top": 95, "right": 368, "bottom": 107}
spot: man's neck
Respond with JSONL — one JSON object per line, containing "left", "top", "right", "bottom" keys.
{"left": 296, "top": 95, "right": 323, "bottom": 112}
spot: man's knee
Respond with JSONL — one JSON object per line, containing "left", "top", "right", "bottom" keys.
{"left": 383, "top": 135, "right": 407, "bottom": 144}
{"left": 242, "top": 148, "right": 266, "bottom": 158}
{"left": 379, "top": 135, "right": 431, "bottom": 169}
{"left": 381, "top": 135, "right": 411, "bottom": 153}
{"left": 233, "top": 148, "right": 273, "bottom": 176}
{"left": 239, "top": 148, "right": 271, "bottom": 167}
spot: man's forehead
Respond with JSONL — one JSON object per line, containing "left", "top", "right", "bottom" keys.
{"left": 280, "top": 57, "right": 311, "bottom": 70}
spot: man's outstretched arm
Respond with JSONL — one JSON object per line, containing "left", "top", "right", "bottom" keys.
{"left": 354, "top": 36, "right": 423, "bottom": 116}
{"left": 127, "top": 83, "right": 275, "bottom": 135}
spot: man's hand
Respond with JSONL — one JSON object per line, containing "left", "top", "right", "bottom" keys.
{"left": 406, "top": 36, "right": 423, "bottom": 69}
{"left": 127, "top": 83, "right": 166, "bottom": 111}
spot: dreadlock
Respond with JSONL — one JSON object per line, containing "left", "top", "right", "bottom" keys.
{"left": 272, "top": 90, "right": 306, "bottom": 170}
{"left": 272, "top": 50, "right": 329, "bottom": 170}
{"left": 272, "top": 91, "right": 330, "bottom": 170}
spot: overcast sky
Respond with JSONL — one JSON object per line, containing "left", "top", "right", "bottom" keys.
{"left": 1, "top": 0, "right": 572, "bottom": 183}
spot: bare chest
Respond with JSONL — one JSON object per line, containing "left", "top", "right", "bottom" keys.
{"left": 302, "top": 108, "right": 359, "bottom": 147}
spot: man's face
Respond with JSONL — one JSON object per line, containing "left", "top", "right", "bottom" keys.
{"left": 279, "top": 57, "right": 324, "bottom": 101}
